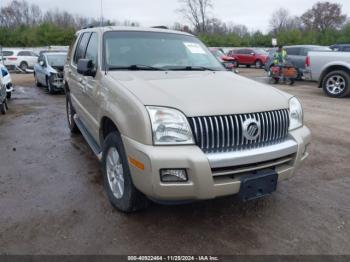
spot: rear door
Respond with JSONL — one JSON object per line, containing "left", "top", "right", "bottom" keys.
{"left": 78, "top": 32, "right": 100, "bottom": 140}
{"left": 69, "top": 32, "right": 92, "bottom": 126}
{"left": 245, "top": 49, "right": 256, "bottom": 64}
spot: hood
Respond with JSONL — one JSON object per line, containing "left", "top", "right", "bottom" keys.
{"left": 108, "top": 71, "right": 291, "bottom": 117}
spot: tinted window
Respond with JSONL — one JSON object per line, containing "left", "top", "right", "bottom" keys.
{"left": 18, "top": 51, "right": 33, "bottom": 56}
{"left": 85, "top": 33, "right": 98, "bottom": 68}
{"left": 285, "top": 47, "right": 300, "bottom": 56}
{"left": 1, "top": 68, "right": 8, "bottom": 77}
{"left": 1, "top": 51, "right": 14, "bottom": 56}
{"left": 343, "top": 47, "right": 350, "bottom": 52}
{"left": 74, "top": 32, "right": 92, "bottom": 64}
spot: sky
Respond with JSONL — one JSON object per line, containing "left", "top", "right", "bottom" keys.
{"left": 2, "top": 0, "right": 350, "bottom": 32}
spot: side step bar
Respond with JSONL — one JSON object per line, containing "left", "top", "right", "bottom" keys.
{"left": 74, "top": 115, "right": 102, "bottom": 161}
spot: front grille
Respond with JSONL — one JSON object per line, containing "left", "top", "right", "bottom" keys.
{"left": 188, "top": 109, "right": 290, "bottom": 152}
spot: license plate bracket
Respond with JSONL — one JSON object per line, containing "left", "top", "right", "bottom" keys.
{"left": 239, "top": 170, "right": 278, "bottom": 201}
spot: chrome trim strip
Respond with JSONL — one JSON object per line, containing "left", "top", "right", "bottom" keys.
{"left": 206, "top": 139, "right": 298, "bottom": 168}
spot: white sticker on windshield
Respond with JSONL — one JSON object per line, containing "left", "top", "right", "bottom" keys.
{"left": 184, "top": 42, "right": 206, "bottom": 54}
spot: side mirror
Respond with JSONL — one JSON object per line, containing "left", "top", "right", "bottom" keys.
{"left": 77, "top": 59, "right": 95, "bottom": 77}
{"left": 251, "top": 52, "right": 256, "bottom": 56}
{"left": 39, "top": 60, "right": 45, "bottom": 66}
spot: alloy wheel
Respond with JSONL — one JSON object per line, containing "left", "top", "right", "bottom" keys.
{"left": 106, "top": 147, "right": 125, "bottom": 199}
{"left": 326, "top": 75, "right": 346, "bottom": 95}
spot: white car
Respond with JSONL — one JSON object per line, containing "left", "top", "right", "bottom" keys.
{"left": 0, "top": 64, "right": 13, "bottom": 99}
{"left": 1, "top": 49, "right": 38, "bottom": 71}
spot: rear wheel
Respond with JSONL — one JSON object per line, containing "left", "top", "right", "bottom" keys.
{"left": 66, "top": 93, "right": 80, "bottom": 134}
{"left": 19, "top": 62, "right": 28, "bottom": 72}
{"left": 322, "top": 70, "right": 350, "bottom": 98}
{"left": 102, "top": 132, "right": 149, "bottom": 213}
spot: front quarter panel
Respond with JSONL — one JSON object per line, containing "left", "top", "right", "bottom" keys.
{"left": 99, "top": 74, "right": 153, "bottom": 145}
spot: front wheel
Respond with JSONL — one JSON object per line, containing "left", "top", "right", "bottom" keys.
{"left": 47, "top": 77, "right": 54, "bottom": 94}
{"left": 102, "top": 133, "right": 149, "bottom": 213}
{"left": 322, "top": 70, "right": 350, "bottom": 98}
{"left": 255, "top": 60, "right": 262, "bottom": 69}
{"left": 19, "top": 62, "right": 28, "bottom": 72}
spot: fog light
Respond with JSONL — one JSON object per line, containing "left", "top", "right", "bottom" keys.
{"left": 160, "top": 169, "right": 188, "bottom": 183}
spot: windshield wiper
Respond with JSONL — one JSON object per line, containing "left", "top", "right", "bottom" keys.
{"left": 108, "top": 64, "right": 165, "bottom": 71}
{"left": 162, "top": 65, "right": 217, "bottom": 71}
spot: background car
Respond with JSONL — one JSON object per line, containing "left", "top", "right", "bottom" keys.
{"left": 227, "top": 48, "right": 268, "bottom": 68}
{"left": 0, "top": 64, "right": 13, "bottom": 99}
{"left": 209, "top": 47, "right": 237, "bottom": 70}
{"left": 0, "top": 70, "right": 8, "bottom": 114}
{"left": 0, "top": 49, "right": 39, "bottom": 71}
{"left": 34, "top": 52, "right": 67, "bottom": 94}
{"left": 330, "top": 44, "right": 350, "bottom": 52}
{"left": 264, "top": 45, "right": 331, "bottom": 78}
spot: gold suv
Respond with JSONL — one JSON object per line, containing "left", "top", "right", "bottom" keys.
{"left": 64, "top": 26, "right": 311, "bottom": 212}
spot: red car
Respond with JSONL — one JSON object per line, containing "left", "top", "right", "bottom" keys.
{"left": 227, "top": 48, "right": 268, "bottom": 69}
{"left": 209, "top": 48, "right": 238, "bottom": 70}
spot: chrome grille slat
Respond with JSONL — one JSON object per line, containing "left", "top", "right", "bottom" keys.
{"left": 189, "top": 109, "right": 290, "bottom": 152}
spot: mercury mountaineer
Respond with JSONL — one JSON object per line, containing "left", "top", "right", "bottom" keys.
{"left": 64, "top": 26, "right": 311, "bottom": 212}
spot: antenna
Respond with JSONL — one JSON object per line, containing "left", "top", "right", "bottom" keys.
{"left": 100, "top": 0, "right": 103, "bottom": 26}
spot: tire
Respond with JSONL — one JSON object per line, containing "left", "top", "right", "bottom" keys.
{"left": 288, "top": 79, "right": 295, "bottom": 86}
{"left": 6, "top": 92, "right": 11, "bottom": 99}
{"left": 34, "top": 73, "right": 42, "bottom": 87}
{"left": 246, "top": 65, "right": 251, "bottom": 68}
{"left": 255, "top": 60, "right": 262, "bottom": 69}
{"left": 273, "top": 77, "right": 279, "bottom": 84}
{"left": 66, "top": 93, "right": 80, "bottom": 134}
{"left": 0, "top": 101, "right": 7, "bottom": 115}
{"left": 322, "top": 70, "right": 350, "bottom": 98}
{"left": 233, "top": 61, "right": 239, "bottom": 68}
{"left": 102, "top": 132, "right": 149, "bottom": 213}
{"left": 46, "top": 77, "right": 54, "bottom": 94}
{"left": 19, "top": 62, "right": 28, "bottom": 72}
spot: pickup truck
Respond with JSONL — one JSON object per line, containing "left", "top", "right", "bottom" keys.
{"left": 305, "top": 51, "right": 350, "bottom": 98}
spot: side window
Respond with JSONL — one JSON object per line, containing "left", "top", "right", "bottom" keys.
{"left": 18, "top": 51, "right": 32, "bottom": 56}
{"left": 85, "top": 33, "right": 99, "bottom": 68}
{"left": 343, "top": 47, "right": 350, "bottom": 52}
{"left": 73, "top": 32, "right": 92, "bottom": 65}
{"left": 285, "top": 48, "right": 300, "bottom": 56}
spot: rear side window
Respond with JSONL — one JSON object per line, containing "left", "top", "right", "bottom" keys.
{"left": 1, "top": 51, "right": 14, "bottom": 57}
{"left": 85, "top": 33, "right": 99, "bottom": 68}
{"left": 285, "top": 47, "right": 300, "bottom": 56}
{"left": 18, "top": 51, "right": 33, "bottom": 56}
{"left": 74, "top": 32, "right": 92, "bottom": 64}
{"left": 343, "top": 47, "right": 350, "bottom": 52}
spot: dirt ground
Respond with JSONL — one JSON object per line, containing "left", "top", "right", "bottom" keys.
{"left": 0, "top": 69, "right": 349, "bottom": 255}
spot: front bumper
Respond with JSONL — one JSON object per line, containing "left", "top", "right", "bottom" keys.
{"left": 122, "top": 126, "right": 311, "bottom": 201}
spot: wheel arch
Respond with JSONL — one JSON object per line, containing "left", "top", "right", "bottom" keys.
{"left": 99, "top": 116, "right": 121, "bottom": 147}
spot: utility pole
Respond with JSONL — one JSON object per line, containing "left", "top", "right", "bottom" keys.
{"left": 100, "top": 0, "right": 103, "bottom": 26}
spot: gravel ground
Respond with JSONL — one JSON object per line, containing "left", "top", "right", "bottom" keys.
{"left": 0, "top": 69, "right": 349, "bottom": 255}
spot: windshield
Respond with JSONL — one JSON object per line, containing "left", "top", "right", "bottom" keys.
{"left": 211, "top": 49, "right": 224, "bottom": 59}
{"left": 104, "top": 31, "right": 224, "bottom": 71}
{"left": 46, "top": 54, "right": 67, "bottom": 67}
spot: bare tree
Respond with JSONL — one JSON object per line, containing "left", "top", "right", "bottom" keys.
{"left": 269, "top": 8, "right": 302, "bottom": 33}
{"left": 178, "top": 0, "right": 213, "bottom": 33}
{"left": 301, "top": 1, "right": 347, "bottom": 31}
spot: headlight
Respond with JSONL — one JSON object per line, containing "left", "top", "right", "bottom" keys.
{"left": 146, "top": 106, "right": 194, "bottom": 145}
{"left": 289, "top": 97, "right": 303, "bottom": 130}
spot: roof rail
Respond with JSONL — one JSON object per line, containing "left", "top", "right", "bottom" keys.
{"left": 151, "top": 26, "right": 168, "bottom": 29}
